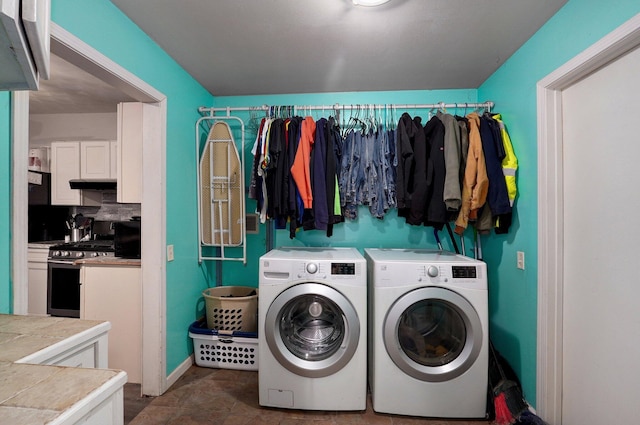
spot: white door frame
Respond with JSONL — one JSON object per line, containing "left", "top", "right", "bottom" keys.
{"left": 12, "top": 23, "right": 168, "bottom": 396}
{"left": 536, "top": 13, "right": 640, "bottom": 424}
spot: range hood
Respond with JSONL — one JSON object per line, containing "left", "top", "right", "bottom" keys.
{"left": 69, "top": 179, "right": 117, "bottom": 190}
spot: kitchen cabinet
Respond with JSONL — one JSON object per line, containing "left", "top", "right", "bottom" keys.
{"left": 51, "top": 141, "right": 115, "bottom": 206}
{"left": 0, "top": 0, "right": 50, "bottom": 90}
{"left": 110, "top": 140, "right": 118, "bottom": 178}
{"left": 81, "top": 264, "right": 142, "bottom": 384}
{"left": 80, "top": 140, "right": 115, "bottom": 179}
{"left": 117, "top": 102, "right": 147, "bottom": 203}
{"left": 51, "top": 141, "right": 80, "bottom": 205}
{"left": 27, "top": 244, "right": 49, "bottom": 315}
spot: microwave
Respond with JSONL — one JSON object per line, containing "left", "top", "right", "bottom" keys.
{"left": 114, "top": 219, "right": 141, "bottom": 259}
{"left": 28, "top": 171, "right": 51, "bottom": 205}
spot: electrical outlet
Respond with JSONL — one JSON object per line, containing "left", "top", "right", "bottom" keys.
{"left": 517, "top": 251, "right": 525, "bottom": 270}
{"left": 167, "top": 244, "right": 174, "bottom": 262}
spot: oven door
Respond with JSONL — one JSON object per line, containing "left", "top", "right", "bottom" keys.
{"left": 47, "top": 261, "right": 81, "bottom": 318}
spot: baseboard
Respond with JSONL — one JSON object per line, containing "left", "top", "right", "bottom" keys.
{"left": 166, "top": 355, "right": 194, "bottom": 390}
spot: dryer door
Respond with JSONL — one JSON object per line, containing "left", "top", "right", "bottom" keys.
{"left": 383, "top": 287, "right": 483, "bottom": 382}
{"left": 265, "top": 282, "right": 360, "bottom": 378}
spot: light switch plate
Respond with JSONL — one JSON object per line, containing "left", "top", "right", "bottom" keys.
{"left": 167, "top": 244, "right": 174, "bottom": 262}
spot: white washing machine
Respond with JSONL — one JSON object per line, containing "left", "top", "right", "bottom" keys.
{"left": 365, "top": 248, "right": 488, "bottom": 419}
{"left": 258, "top": 247, "right": 367, "bottom": 411}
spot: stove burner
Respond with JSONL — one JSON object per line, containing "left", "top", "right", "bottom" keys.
{"left": 51, "top": 239, "right": 114, "bottom": 250}
{"left": 49, "top": 240, "right": 115, "bottom": 261}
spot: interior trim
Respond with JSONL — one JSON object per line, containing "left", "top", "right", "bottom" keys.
{"left": 12, "top": 22, "right": 169, "bottom": 396}
{"left": 11, "top": 91, "right": 29, "bottom": 315}
{"left": 536, "top": 12, "right": 640, "bottom": 424}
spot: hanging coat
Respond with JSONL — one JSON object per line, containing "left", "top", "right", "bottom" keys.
{"left": 325, "top": 117, "right": 343, "bottom": 235}
{"left": 437, "top": 111, "right": 462, "bottom": 212}
{"left": 290, "top": 116, "right": 316, "bottom": 209}
{"left": 395, "top": 113, "right": 417, "bottom": 212}
{"left": 492, "top": 113, "right": 518, "bottom": 207}
{"left": 287, "top": 117, "right": 303, "bottom": 238}
{"left": 404, "top": 116, "right": 429, "bottom": 226}
{"left": 480, "top": 114, "right": 512, "bottom": 233}
{"left": 454, "top": 112, "right": 489, "bottom": 235}
{"left": 424, "top": 115, "right": 447, "bottom": 229}
{"left": 312, "top": 118, "right": 330, "bottom": 231}
{"left": 265, "top": 118, "right": 286, "bottom": 224}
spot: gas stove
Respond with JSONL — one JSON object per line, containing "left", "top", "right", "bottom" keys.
{"left": 48, "top": 240, "right": 115, "bottom": 262}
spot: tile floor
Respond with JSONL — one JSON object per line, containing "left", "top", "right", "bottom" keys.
{"left": 126, "top": 366, "right": 491, "bottom": 425}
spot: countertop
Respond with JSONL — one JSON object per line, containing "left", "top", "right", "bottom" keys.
{"left": 27, "top": 240, "right": 64, "bottom": 249}
{"left": 75, "top": 257, "right": 141, "bottom": 267}
{"left": 0, "top": 314, "right": 126, "bottom": 425}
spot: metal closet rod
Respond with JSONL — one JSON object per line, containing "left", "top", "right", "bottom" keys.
{"left": 198, "top": 101, "right": 494, "bottom": 116}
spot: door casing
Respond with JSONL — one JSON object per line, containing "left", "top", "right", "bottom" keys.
{"left": 11, "top": 23, "right": 168, "bottom": 396}
{"left": 536, "top": 13, "right": 640, "bottom": 424}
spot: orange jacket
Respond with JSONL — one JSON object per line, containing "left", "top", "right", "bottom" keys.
{"left": 290, "top": 116, "right": 316, "bottom": 209}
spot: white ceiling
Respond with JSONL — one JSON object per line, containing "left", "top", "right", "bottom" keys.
{"left": 30, "top": 0, "right": 567, "bottom": 114}
{"left": 29, "top": 53, "right": 137, "bottom": 114}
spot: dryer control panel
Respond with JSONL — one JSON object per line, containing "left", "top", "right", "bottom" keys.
{"left": 372, "top": 262, "right": 486, "bottom": 290}
{"left": 452, "top": 266, "right": 477, "bottom": 279}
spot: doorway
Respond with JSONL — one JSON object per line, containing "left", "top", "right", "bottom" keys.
{"left": 12, "top": 23, "right": 168, "bottom": 396}
{"left": 537, "top": 13, "right": 640, "bottom": 424}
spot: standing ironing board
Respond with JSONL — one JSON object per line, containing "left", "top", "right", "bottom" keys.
{"left": 196, "top": 116, "right": 246, "bottom": 264}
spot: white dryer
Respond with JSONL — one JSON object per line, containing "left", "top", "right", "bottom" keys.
{"left": 258, "top": 247, "right": 367, "bottom": 411}
{"left": 365, "top": 248, "right": 488, "bottom": 419}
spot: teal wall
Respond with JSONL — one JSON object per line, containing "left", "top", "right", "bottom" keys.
{"left": 477, "top": 0, "right": 640, "bottom": 405}
{"left": 1, "top": 0, "right": 638, "bottom": 400}
{"left": 50, "top": 0, "right": 215, "bottom": 374}
{"left": 0, "top": 93, "right": 10, "bottom": 313}
{"left": 213, "top": 90, "right": 481, "bottom": 287}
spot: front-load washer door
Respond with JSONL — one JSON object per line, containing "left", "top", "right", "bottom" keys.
{"left": 265, "top": 282, "right": 360, "bottom": 378}
{"left": 384, "top": 287, "right": 483, "bottom": 382}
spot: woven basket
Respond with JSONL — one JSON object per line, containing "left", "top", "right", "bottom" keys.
{"left": 203, "top": 286, "right": 258, "bottom": 332}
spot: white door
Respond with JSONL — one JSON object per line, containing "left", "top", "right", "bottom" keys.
{"left": 560, "top": 45, "right": 640, "bottom": 424}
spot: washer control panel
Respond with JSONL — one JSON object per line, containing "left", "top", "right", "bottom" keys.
{"left": 299, "top": 262, "right": 357, "bottom": 277}
{"left": 331, "top": 262, "right": 356, "bottom": 275}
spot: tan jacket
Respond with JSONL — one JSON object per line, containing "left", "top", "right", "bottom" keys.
{"left": 454, "top": 112, "right": 489, "bottom": 234}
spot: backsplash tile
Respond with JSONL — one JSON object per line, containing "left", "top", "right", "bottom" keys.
{"left": 75, "top": 191, "right": 141, "bottom": 221}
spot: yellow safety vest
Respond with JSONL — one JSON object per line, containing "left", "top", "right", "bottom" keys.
{"left": 492, "top": 114, "right": 518, "bottom": 206}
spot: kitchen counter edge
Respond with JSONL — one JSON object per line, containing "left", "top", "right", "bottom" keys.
{"left": 75, "top": 257, "right": 141, "bottom": 266}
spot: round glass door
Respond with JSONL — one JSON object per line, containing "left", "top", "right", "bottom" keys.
{"left": 384, "top": 287, "right": 482, "bottom": 382}
{"left": 265, "top": 283, "right": 360, "bottom": 378}
{"left": 280, "top": 294, "right": 345, "bottom": 361}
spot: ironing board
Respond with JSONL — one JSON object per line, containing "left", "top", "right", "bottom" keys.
{"left": 200, "top": 121, "right": 244, "bottom": 247}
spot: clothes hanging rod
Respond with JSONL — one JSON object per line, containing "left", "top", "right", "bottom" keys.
{"left": 198, "top": 101, "right": 494, "bottom": 116}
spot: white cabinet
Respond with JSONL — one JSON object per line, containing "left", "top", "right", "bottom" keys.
{"left": 110, "top": 140, "right": 118, "bottom": 178}
{"left": 0, "top": 0, "right": 50, "bottom": 90}
{"left": 27, "top": 245, "right": 49, "bottom": 315}
{"left": 51, "top": 141, "right": 115, "bottom": 206}
{"left": 81, "top": 265, "right": 142, "bottom": 384}
{"left": 117, "top": 102, "right": 146, "bottom": 203}
{"left": 51, "top": 141, "right": 81, "bottom": 205}
{"left": 80, "top": 141, "right": 114, "bottom": 179}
